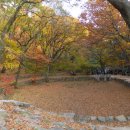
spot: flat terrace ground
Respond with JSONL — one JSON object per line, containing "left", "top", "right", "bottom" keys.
{"left": 10, "top": 80, "right": 130, "bottom": 116}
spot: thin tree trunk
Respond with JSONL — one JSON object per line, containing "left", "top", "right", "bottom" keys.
{"left": 0, "top": 1, "right": 25, "bottom": 50}
{"left": 1, "top": 66, "right": 6, "bottom": 73}
{"left": 14, "top": 59, "right": 22, "bottom": 89}
{"left": 45, "top": 64, "right": 51, "bottom": 82}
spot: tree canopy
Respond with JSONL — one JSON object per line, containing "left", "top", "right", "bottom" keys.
{"left": 0, "top": 0, "right": 130, "bottom": 85}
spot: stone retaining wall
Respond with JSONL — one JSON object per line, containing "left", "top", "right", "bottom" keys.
{"left": 19, "top": 76, "right": 95, "bottom": 85}
{"left": 0, "top": 75, "right": 128, "bottom": 90}
{"left": 47, "top": 111, "right": 130, "bottom": 123}
{"left": 1, "top": 100, "right": 129, "bottom": 123}
{"left": 44, "top": 76, "right": 94, "bottom": 82}
{"left": 111, "top": 76, "right": 130, "bottom": 87}
{"left": 1, "top": 100, "right": 130, "bottom": 130}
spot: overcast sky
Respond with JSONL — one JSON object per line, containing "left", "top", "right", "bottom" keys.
{"left": 42, "top": 0, "right": 87, "bottom": 18}
{"left": 62, "top": 0, "right": 87, "bottom": 18}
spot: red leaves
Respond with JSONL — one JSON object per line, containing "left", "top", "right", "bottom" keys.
{"left": 1, "top": 75, "right": 15, "bottom": 83}
{"left": 3, "top": 85, "right": 14, "bottom": 96}
{"left": 0, "top": 75, "right": 15, "bottom": 96}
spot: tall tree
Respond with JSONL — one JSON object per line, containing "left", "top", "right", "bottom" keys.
{"left": 0, "top": 0, "right": 42, "bottom": 73}
{"left": 80, "top": 0, "right": 130, "bottom": 68}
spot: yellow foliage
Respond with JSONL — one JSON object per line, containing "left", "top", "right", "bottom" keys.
{"left": 3, "top": 37, "right": 22, "bottom": 69}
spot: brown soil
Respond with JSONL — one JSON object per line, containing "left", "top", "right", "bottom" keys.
{"left": 10, "top": 80, "right": 130, "bottom": 116}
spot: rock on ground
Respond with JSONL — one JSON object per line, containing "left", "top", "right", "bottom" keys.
{"left": 0, "top": 100, "right": 130, "bottom": 130}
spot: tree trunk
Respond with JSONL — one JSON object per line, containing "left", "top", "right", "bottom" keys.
{"left": 107, "top": 0, "right": 130, "bottom": 28}
{"left": 45, "top": 64, "right": 51, "bottom": 82}
{"left": 14, "top": 60, "right": 22, "bottom": 89}
{"left": 1, "top": 66, "right": 6, "bottom": 73}
{"left": 0, "top": 0, "right": 40, "bottom": 58}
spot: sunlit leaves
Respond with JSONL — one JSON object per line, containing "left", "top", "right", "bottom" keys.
{"left": 3, "top": 37, "right": 22, "bottom": 69}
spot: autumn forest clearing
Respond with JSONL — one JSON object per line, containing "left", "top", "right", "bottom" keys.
{"left": 0, "top": 0, "right": 130, "bottom": 129}
{"left": 8, "top": 80, "right": 130, "bottom": 116}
